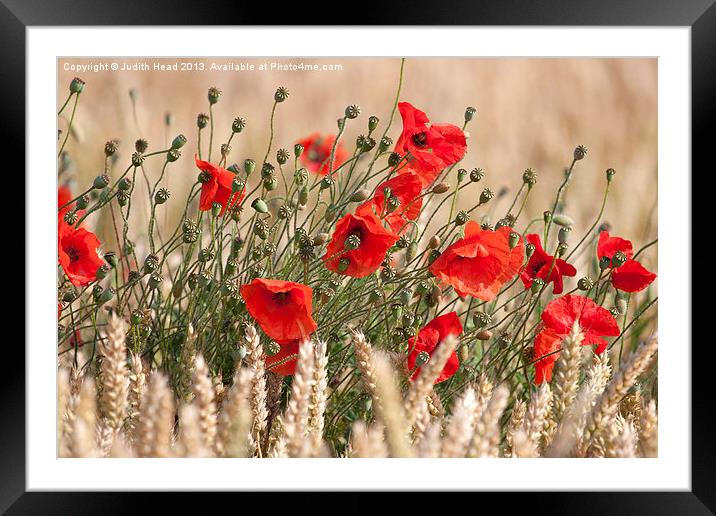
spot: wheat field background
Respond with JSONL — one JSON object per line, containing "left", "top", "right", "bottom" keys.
{"left": 57, "top": 57, "right": 657, "bottom": 273}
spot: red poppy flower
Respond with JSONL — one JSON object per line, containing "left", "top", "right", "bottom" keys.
{"left": 58, "top": 185, "right": 72, "bottom": 215}
{"left": 58, "top": 218, "right": 104, "bottom": 286}
{"left": 533, "top": 327, "right": 562, "bottom": 384}
{"left": 429, "top": 222, "right": 524, "bottom": 301}
{"left": 394, "top": 102, "right": 467, "bottom": 184}
{"left": 407, "top": 312, "right": 463, "bottom": 384}
{"left": 195, "top": 155, "right": 246, "bottom": 216}
{"left": 265, "top": 339, "right": 301, "bottom": 376}
{"left": 356, "top": 171, "right": 423, "bottom": 234}
{"left": 240, "top": 279, "right": 318, "bottom": 343}
{"left": 296, "top": 133, "right": 349, "bottom": 176}
{"left": 533, "top": 294, "right": 620, "bottom": 384}
{"left": 597, "top": 231, "right": 656, "bottom": 293}
{"left": 323, "top": 209, "right": 398, "bottom": 278}
{"left": 520, "top": 234, "right": 577, "bottom": 294}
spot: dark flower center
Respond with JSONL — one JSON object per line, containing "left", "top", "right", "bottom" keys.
{"left": 66, "top": 246, "right": 80, "bottom": 263}
{"left": 274, "top": 292, "right": 289, "bottom": 304}
{"left": 411, "top": 132, "right": 429, "bottom": 148}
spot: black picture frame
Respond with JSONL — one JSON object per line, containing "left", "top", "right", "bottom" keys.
{"left": 4, "top": 0, "right": 711, "bottom": 513}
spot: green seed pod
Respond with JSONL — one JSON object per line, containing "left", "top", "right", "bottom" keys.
{"left": 131, "top": 152, "right": 144, "bottom": 167}
{"left": 70, "top": 77, "right": 85, "bottom": 94}
{"left": 274, "top": 86, "right": 290, "bottom": 103}
{"left": 612, "top": 250, "right": 628, "bottom": 268}
{"left": 187, "top": 273, "right": 198, "bottom": 291}
{"left": 415, "top": 351, "right": 430, "bottom": 367}
{"left": 472, "top": 311, "right": 491, "bottom": 329}
{"left": 406, "top": 241, "right": 418, "bottom": 262}
{"left": 606, "top": 168, "right": 616, "bottom": 182}
{"left": 265, "top": 341, "right": 281, "bottom": 357}
{"left": 148, "top": 272, "right": 163, "bottom": 289}
{"left": 609, "top": 307, "right": 620, "bottom": 318}
{"left": 232, "top": 176, "right": 246, "bottom": 193}
{"left": 263, "top": 176, "right": 278, "bottom": 191}
{"left": 232, "top": 117, "right": 247, "bottom": 133}
{"left": 103, "top": 251, "right": 117, "bottom": 268}
{"left": 230, "top": 236, "right": 244, "bottom": 256}
{"left": 143, "top": 254, "right": 159, "bottom": 275}
{"left": 197, "top": 113, "right": 209, "bottom": 129}
{"left": 104, "top": 140, "right": 118, "bottom": 157}
{"left": 480, "top": 189, "right": 494, "bottom": 204}
{"left": 396, "top": 235, "right": 410, "bottom": 249}
{"left": 211, "top": 202, "right": 222, "bottom": 217}
{"left": 97, "top": 287, "right": 115, "bottom": 305}
{"left": 415, "top": 280, "right": 430, "bottom": 296}
{"left": 92, "top": 284, "right": 104, "bottom": 301}
{"left": 294, "top": 168, "right": 309, "bottom": 186}
{"left": 225, "top": 258, "right": 239, "bottom": 276}
{"left": 386, "top": 196, "right": 400, "bottom": 213}
{"left": 369, "top": 289, "right": 382, "bottom": 302}
{"left": 345, "top": 104, "right": 361, "bottom": 119}
{"left": 251, "top": 198, "right": 268, "bottom": 214}
{"left": 398, "top": 288, "right": 413, "bottom": 305}
{"left": 379, "top": 136, "right": 393, "bottom": 152}
{"left": 320, "top": 177, "right": 334, "bottom": 190}
{"left": 154, "top": 188, "right": 170, "bottom": 205}
{"left": 93, "top": 174, "right": 110, "bottom": 190}
{"left": 221, "top": 279, "right": 238, "bottom": 297}
{"left": 172, "top": 134, "right": 186, "bottom": 150}
{"left": 294, "top": 143, "right": 304, "bottom": 158}
{"left": 574, "top": 145, "right": 588, "bottom": 161}
{"left": 313, "top": 233, "right": 330, "bottom": 246}
{"left": 253, "top": 220, "right": 269, "bottom": 240}
{"left": 552, "top": 214, "right": 574, "bottom": 227}
{"left": 167, "top": 149, "right": 181, "bottom": 162}
{"left": 558, "top": 226, "right": 571, "bottom": 244}
{"left": 454, "top": 210, "right": 469, "bottom": 226}
{"left": 95, "top": 264, "right": 110, "bottom": 281}
{"left": 337, "top": 258, "right": 350, "bottom": 273}
{"left": 208, "top": 86, "right": 222, "bottom": 105}
{"left": 244, "top": 159, "right": 256, "bottom": 175}
{"left": 368, "top": 116, "right": 379, "bottom": 132}
{"left": 464, "top": 106, "right": 477, "bottom": 122}
{"left": 116, "top": 191, "right": 130, "bottom": 207}
{"left": 457, "top": 168, "right": 467, "bottom": 183}
{"left": 261, "top": 162, "right": 275, "bottom": 180}
{"left": 345, "top": 234, "right": 361, "bottom": 250}
{"left": 130, "top": 309, "right": 143, "bottom": 325}
{"left": 522, "top": 168, "right": 537, "bottom": 187}
{"left": 526, "top": 243, "right": 536, "bottom": 258}
{"left": 557, "top": 242, "right": 568, "bottom": 257}
{"left": 276, "top": 148, "right": 290, "bottom": 165}
{"left": 278, "top": 204, "right": 292, "bottom": 220}
{"left": 531, "top": 278, "right": 545, "bottom": 294}
{"left": 391, "top": 303, "right": 403, "bottom": 321}
{"left": 599, "top": 256, "right": 612, "bottom": 270}
{"left": 509, "top": 231, "right": 521, "bottom": 249}
{"left": 350, "top": 189, "right": 371, "bottom": 203}
{"left": 198, "top": 247, "right": 215, "bottom": 263}
{"left": 578, "top": 276, "right": 594, "bottom": 291}
{"left": 470, "top": 168, "right": 484, "bottom": 183}
{"left": 381, "top": 265, "right": 396, "bottom": 281}
{"left": 198, "top": 270, "right": 213, "bottom": 288}
{"left": 427, "top": 249, "right": 441, "bottom": 265}
{"left": 75, "top": 194, "right": 90, "bottom": 210}
{"left": 543, "top": 210, "right": 552, "bottom": 224}
{"left": 388, "top": 152, "right": 401, "bottom": 167}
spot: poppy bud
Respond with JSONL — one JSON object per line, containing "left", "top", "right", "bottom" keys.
{"left": 208, "top": 86, "right": 222, "bottom": 105}
{"left": 95, "top": 264, "right": 110, "bottom": 281}
{"left": 143, "top": 254, "right": 160, "bottom": 275}
{"left": 132, "top": 152, "right": 144, "bottom": 167}
{"left": 599, "top": 256, "right": 612, "bottom": 270}
{"left": 198, "top": 247, "right": 215, "bottom": 263}
{"left": 429, "top": 283, "right": 442, "bottom": 304}
{"left": 345, "top": 104, "right": 361, "bottom": 119}
{"left": 172, "top": 134, "right": 186, "bottom": 150}
{"left": 276, "top": 148, "right": 290, "bottom": 165}
{"left": 274, "top": 86, "right": 290, "bottom": 103}
{"left": 543, "top": 210, "right": 552, "bottom": 224}
{"left": 472, "top": 311, "right": 491, "bottom": 328}
{"left": 470, "top": 168, "right": 484, "bottom": 183}
{"left": 406, "top": 241, "right": 418, "bottom": 262}
{"left": 135, "top": 139, "right": 149, "bottom": 153}
{"left": 457, "top": 168, "right": 467, "bottom": 183}
{"left": 167, "top": 149, "right": 181, "bottom": 163}
{"left": 368, "top": 116, "right": 379, "bottom": 132}
{"left": 155, "top": 188, "right": 170, "bottom": 205}
{"left": 388, "top": 152, "right": 401, "bottom": 167}
{"left": 509, "top": 231, "right": 521, "bottom": 249}
{"left": 616, "top": 294, "right": 628, "bottom": 315}
{"left": 75, "top": 195, "right": 90, "bottom": 210}
{"left": 379, "top": 136, "right": 393, "bottom": 152}
{"left": 455, "top": 210, "right": 469, "bottom": 226}
{"left": 244, "top": 159, "right": 256, "bottom": 175}
{"left": 531, "top": 278, "right": 545, "bottom": 294}
{"left": 415, "top": 351, "right": 430, "bottom": 367}
{"left": 350, "top": 189, "right": 371, "bottom": 202}
{"left": 325, "top": 207, "right": 337, "bottom": 223}
{"left": 70, "top": 77, "right": 85, "bottom": 94}
{"left": 428, "top": 236, "right": 441, "bottom": 250}
{"left": 232, "top": 117, "right": 246, "bottom": 134}
{"left": 93, "top": 174, "right": 110, "bottom": 190}
{"left": 148, "top": 272, "right": 163, "bottom": 289}
{"left": 104, "top": 140, "right": 118, "bottom": 157}
{"left": 294, "top": 143, "right": 304, "bottom": 158}
{"left": 480, "top": 189, "right": 494, "bottom": 204}
{"left": 612, "top": 250, "right": 628, "bottom": 268}
{"left": 522, "top": 168, "right": 537, "bottom": 187}
{"left": 459, "top": 344, "right": 470, "bottom": 362}
{"left": 552, "top": 214, "right": 574, "bottom": 227}
{"left": 320, "top": 177, "right": 334, "bottom": 190}
{"left": 298, "top": 186, "right": 309, "bottom": 206}
{"left": 476, "top": 330, "right": 493, "bottom": 341}
{"left": 263, "top": 176, "right": 278, "bottom": 191}
{"left": 574, "top": 145, "right": 588, "bottom": 161}
{"left": 578, "top": 276, "right": 594, "bottom": 291}
{"left": 558, "top": 226, "right": 571, "bottom": 244}
{"left": 251, "top": 198, "right": 268, "bottom": 214}
{"left": 606, "top": 168, "right": 616, "bottom": 182}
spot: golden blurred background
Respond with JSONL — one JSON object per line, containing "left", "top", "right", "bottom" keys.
{"left": 57, "top": 57, "right": 657, "bottom": 272}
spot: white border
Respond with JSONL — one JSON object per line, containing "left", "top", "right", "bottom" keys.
{"left": 28, "top": 27, "right": 690, "bottom": 491}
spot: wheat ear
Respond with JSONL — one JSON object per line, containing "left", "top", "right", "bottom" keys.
{"left": 523, "top": 382, "right": 553, "bottom": 450}
{"left": 283, "top": 339, "right": 316, "bottom": 457}
{"left": 98, "top": 313, "right": 129, "bottom": 431}
{"left": 467, "top": 383, "right": 510, "bottom": 457}
{"left": 217, "top": 367, "right": 253, "bottom": 457}
{"left": 308, "top": 339, "right": 328, "bottom": 446}
{"left": 441, "top": 386, "right": 477, "bottom": 458}
{"left": 125, "top": 351, "right": 146, "bottom": 442}
{"left": 178, "top": 404, "right": 212, "bottom": 457}
{"left": 244, "top": 325, "right": 269, "bottom": 443}
{"left": 373, "top": 351, "right": 414, "bottom": 457}
{"left": 639, "top": 399, "right": 658, "bottom": 457}
{"left": 191, "top": 354, "right": 218, "bottom": 450}
{"left": 352, "top": 330, "right": 379, "bottom": 402}
{"left": 503, "top": 399, "right": 527, "bottom": 458}
{"left": 350, "top": 421, "right": 388, "bottom": 458}
{"left": 137, "top": 371, "right": 175, "bottom": 457}
{"left": 69, "top": 376, "right": 98, "bottom": 457}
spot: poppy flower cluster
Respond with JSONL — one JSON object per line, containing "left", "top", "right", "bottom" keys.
{"left": 394, "top": 102, "right": 467, "bottom": 186}
{"left": 240, "top": 278, "right": 318, "bottom": 376}
{"left": 429, "top": 222, "right": 524, "bottom": 301}
{"left": 296, "top": 133, "right": 349, "bottom": 176}
{"left": 58, "top": 186, "right": 104, "bottom": 287}
{"left": 196, "top": 156, "right": 246, "bottom": 216}
{"left": 407, "top": 312, "right": 463, "bottom": 384}
{"left": 520, "top": 234, "right": 577, "bottom": 295}
{"left": 356, "top": 170, "right": 423, "bottom": 235}
{"left": 597, "top": 231, "right": 657, "bottom": 293}
{"left": 533, "top": 294, "right": 620, "bottom": 384}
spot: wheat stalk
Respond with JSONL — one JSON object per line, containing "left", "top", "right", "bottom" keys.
{"left": 98, "top": 313, "right": 129, "bottom": 432}
{"left": 467, "top": 383, "right": 510, "bottom": 457}
{"left": 244, "top": 325, "right": 268, "bottom": 444}
{"left": 191, "top": 354, "right": 218, "bottom": 450}
{"left": 639, "top": 399, "right": 658, "bottom": 457}
{"left": 282, "top": 339, "right": 316, "bottom": 457}
{"left": 216, "top": 367, "right": 253, "bottom": 457}
{"left": 441, "top": 386, "right": 477, "bottom": 457}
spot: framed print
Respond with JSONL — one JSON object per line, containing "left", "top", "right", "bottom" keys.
{"left": 4, "top": 0, "right": 712, "bottom": 512}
